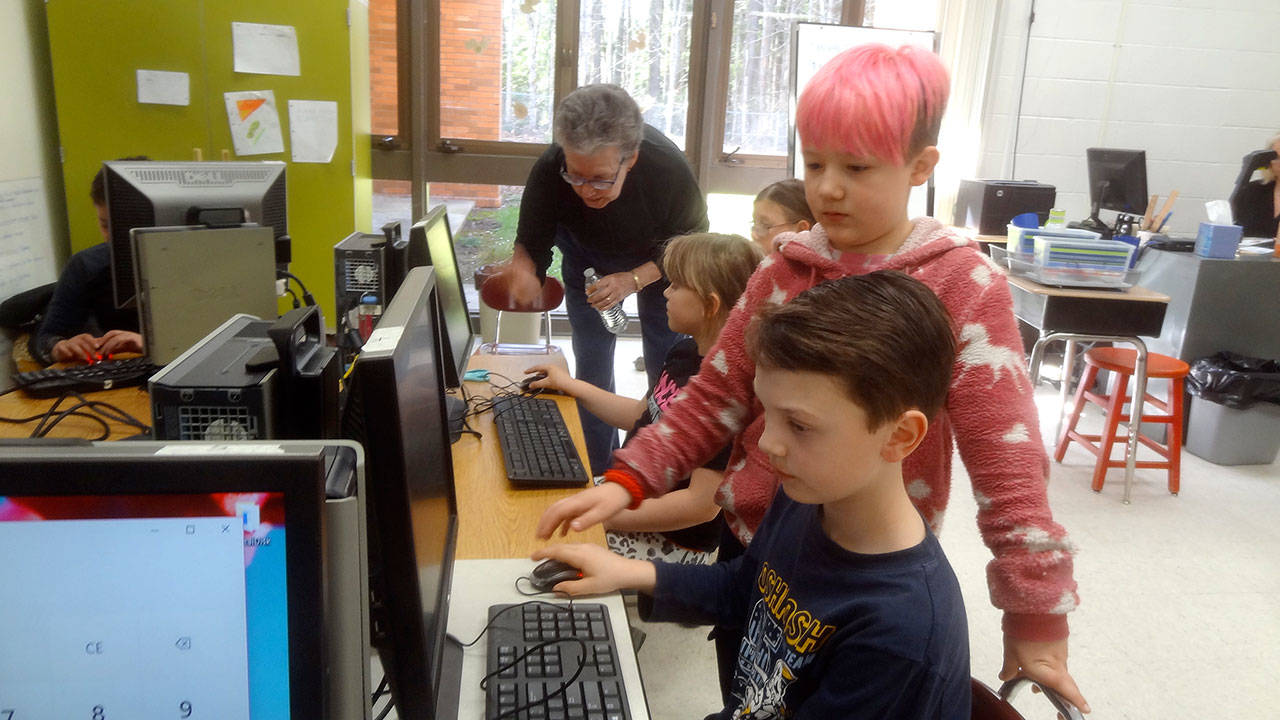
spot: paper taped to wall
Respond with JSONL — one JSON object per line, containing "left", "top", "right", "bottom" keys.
{"left": 137, "top": 69, "right": 190, "bottom": 106}
{"left": 224, "top": 90, "right": 285, "bottom": 156}
{"left": 288, "top": 100, "right": 338, "bottom": 163}
{"left": 232, "top": 22, "right": 301, "bottom": 77}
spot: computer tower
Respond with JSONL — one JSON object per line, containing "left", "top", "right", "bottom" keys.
{"left": 149, "top": 314, "right": 278, "bottom": 440}
{"left": 149, "top": 307, "right": 339, "bottom": 441}
{"left": 269, "top": 305, "right": 341, "bottom": 439}
{"left": 334, "top": 222, "right": 406, "bottom": 361}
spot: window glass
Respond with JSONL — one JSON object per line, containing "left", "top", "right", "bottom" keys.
{"left": 863, "top": 0, "right": 938, "bottom": 31}
{"left": 372, "top": 179, "right": 412, "bottom": 240}
{"left": 723, "top": 0, "right": 842, "bottom": 156}
{"left": 369, "top": 0, "right": 398, "bottom": 136}
{"left": 577, "top": 0, "right": 696, "bottom": 150}
{"left": 424, "top": 182, "right": 566, "bottom": 288}
{"left": 439, "top": 0, "right": 558, "bottom": 143}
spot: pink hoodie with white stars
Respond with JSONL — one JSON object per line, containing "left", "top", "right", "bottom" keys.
{"left": 613, "top": 217, "right": 1078, "bottom": 642}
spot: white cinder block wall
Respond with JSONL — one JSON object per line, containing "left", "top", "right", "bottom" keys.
{"left": 978, "top": 0, "right": 1280, "bottom": 236}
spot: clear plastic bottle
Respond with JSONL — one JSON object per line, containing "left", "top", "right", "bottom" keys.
{"left": 584, "top": 267, "right": 628, "bottom": 334}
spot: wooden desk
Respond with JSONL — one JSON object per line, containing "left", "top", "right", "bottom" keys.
{"left": 0, "top": 382, "right": 152, "bottom": 440}
{"left": 450, "top": 352, "right": 605, "bottom": 559}
{"left": 1, "top": 351, "right": 600, "bottom": 555}
{"left": 1007, "top": 273, "right": 1171, "bottom": 504}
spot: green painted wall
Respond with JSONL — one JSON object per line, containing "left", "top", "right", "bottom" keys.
{"left": 46, "top": 0, "right": 371, "bottom": 326}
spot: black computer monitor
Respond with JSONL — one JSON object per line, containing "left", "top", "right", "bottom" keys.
{"left": 341, "top": 266, "right": 460, "bottom": 719}
{"left": 1081, "top": 148, "right": 1148, "bottom": 231}
{"left": 0, "top": 440, "right": 335, "bottom": 718}
{"left": 103, "top": 160, "right": 288, "bottom": 308}
{"left": 409, "top": 205, "right": 476, "bottom": 388}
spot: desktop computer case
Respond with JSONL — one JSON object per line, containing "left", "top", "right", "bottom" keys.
{"left": 149, "top": 314, "right": 278, "bottom": 441}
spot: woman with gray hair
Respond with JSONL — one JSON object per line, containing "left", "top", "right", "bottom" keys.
{"left": 499, "top": 84, "right": 708, "bottom": 474}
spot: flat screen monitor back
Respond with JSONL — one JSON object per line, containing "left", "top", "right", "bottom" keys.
{"left": 410, "top": 206, "right": 475, "bottom": 388}
{"left": 104, "top": 160, "right": 287, "bottom": 308}
{"left": 1086, "top": 148, "right": 1148, "bottom": 215}
{"left": 343, "top": 266, "right": 459, "bottom": 719}
{"left": 0, "top": 440, "right": 334, "bottom": 719}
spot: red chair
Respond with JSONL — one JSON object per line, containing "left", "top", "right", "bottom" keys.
{"left": 474, "top": 264, "right": 565, "bottom": 355}
{"left": 1055, "top": 346, "right": 1190, "bottom": 495}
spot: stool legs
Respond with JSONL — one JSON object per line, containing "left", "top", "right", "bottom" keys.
{"left": 1093, "top": 372, "right": 1130, "bottom": 493}
{"left": 1168, "top": 378, "right": 1184, "bottom": 495}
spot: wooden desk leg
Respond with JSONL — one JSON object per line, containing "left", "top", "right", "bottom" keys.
{"left": 1122, "top": 340, "right": 1149, "bottom": 506}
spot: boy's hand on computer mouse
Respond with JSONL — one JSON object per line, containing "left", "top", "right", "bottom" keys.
{"left": 522, "top": 364, "right": 571, "bottom": 394}
{"left": 51, "top": 334, "right": 101, "bottom": 364}
{"left": 98, "top": 329, "right": 143, "bottom": 356}
{"left": 999, "top": 636, "right": 1090, "bottom": 714}
{"left": 536, "top": 482, "right": 631, "bottom": 539}
{"left": 531, "top": 543, "right": 656, "bottom": 596}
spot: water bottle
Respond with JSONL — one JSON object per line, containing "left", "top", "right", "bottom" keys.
{"left": 584, "top": 268, "right": 628, "bottom": 334}
{"left": 356, "top": 292, "right": 381, "bottom": 342}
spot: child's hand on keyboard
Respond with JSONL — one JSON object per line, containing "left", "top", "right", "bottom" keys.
{"left": 531, "top": 543, "right": 656, "bottom": 596}
{"left": 51, "top": 333, "right": 100, "bottom": 364}
{"left": 537, "top": 481, "right": 631, "bottom": 539}
{"left": 98, "top": 329, "right": 143, "bottom": 356}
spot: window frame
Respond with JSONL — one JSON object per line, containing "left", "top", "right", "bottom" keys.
{"left": 371, "top": 0, "right": 874, "bottom": 212}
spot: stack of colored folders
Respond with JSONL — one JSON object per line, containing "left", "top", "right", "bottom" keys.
{"left": 1031, "top": 236, "right": 1136, "bottom": 287}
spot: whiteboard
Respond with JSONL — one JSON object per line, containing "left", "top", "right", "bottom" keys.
{"left": 789, "top": 23, "right": 937, "bottom": 216}
{"left": 0, "top": 176, "right": 56, "bottom": 302}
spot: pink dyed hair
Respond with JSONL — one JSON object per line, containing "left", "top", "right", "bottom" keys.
{"left": 796, "top": 43, "right": 950, "bottom": 166}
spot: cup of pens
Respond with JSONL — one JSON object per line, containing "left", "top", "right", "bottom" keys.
{"left": 1142, "top": 191, "right": 1178, "bottom": 233}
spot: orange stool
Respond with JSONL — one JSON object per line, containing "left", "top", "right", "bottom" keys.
{"left": 1055, "top": 347, "right": 1190, "bottom": 495}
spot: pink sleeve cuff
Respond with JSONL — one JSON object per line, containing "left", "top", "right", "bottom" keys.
{"left": 1002, "top": 612, "right": 1070, "bottom": 642}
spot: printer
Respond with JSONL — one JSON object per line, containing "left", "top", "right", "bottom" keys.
{"left": 953, "top": 179, "right": 1056, "bottom": 235}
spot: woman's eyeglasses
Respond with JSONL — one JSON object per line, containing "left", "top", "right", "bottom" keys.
{"left": 560, "top": 162, "right": 623, "bottom": 191}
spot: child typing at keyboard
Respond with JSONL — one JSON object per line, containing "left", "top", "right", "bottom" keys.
{"left": 534, "top": 273, "right": 971, "bottom": 718}
{"left": 525, "top": 233, "right": 763, "bottom": 564}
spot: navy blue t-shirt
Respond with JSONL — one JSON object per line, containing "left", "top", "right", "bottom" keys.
{"left": 650, "top": 490, "right": 971, "bottom": 719}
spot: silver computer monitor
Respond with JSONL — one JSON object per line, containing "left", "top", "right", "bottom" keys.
{"left": 409, "top": 206, "right": 475, "bottom": 389}
{"left": 0, "top": 440, "right": 364, "bottom": 718}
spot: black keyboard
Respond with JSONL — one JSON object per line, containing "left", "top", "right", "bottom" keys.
{"left": 485, "top": 602, "right": 631, "bottom": 720}
{"left": 12, "top": 357, "right": 161, "bottom": 398}
{"left": 492, "top": 396, "right": 589, "bottom": 487}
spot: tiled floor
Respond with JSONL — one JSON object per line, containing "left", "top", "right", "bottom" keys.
{"left": 594, "top": 337, "right": 1280, "bottom": 719}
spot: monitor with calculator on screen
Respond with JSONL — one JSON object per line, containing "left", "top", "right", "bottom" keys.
{"left": 0, "top": 441, "right": 347, "bottom": 719}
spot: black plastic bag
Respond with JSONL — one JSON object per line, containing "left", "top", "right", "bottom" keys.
{"left": 1187, "top": 352, "right": 1280, "bottom": 410}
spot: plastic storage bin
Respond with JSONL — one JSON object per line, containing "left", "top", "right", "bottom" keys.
{"left": 1186, "top": 396, "right": 1280, "bottom": 465}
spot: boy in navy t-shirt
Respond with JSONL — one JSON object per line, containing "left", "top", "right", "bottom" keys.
{"left": 534, "top": 271, "right": 970, "bottom": 718}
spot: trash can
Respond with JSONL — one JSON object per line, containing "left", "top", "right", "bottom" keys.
{"left": 1185, "top": 352, "right": 1280, "bottom": 465}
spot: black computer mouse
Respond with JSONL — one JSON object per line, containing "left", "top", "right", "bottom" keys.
{"left": 529, "top": 559, "right": 582, "bottom": 592}
{"left": 518, "top": 371, "right": 548, "bottom": 392}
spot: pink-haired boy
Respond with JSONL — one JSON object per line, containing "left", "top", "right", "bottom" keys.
{"left": 539, "top": 43, "right": 1089, "bottom": 712}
